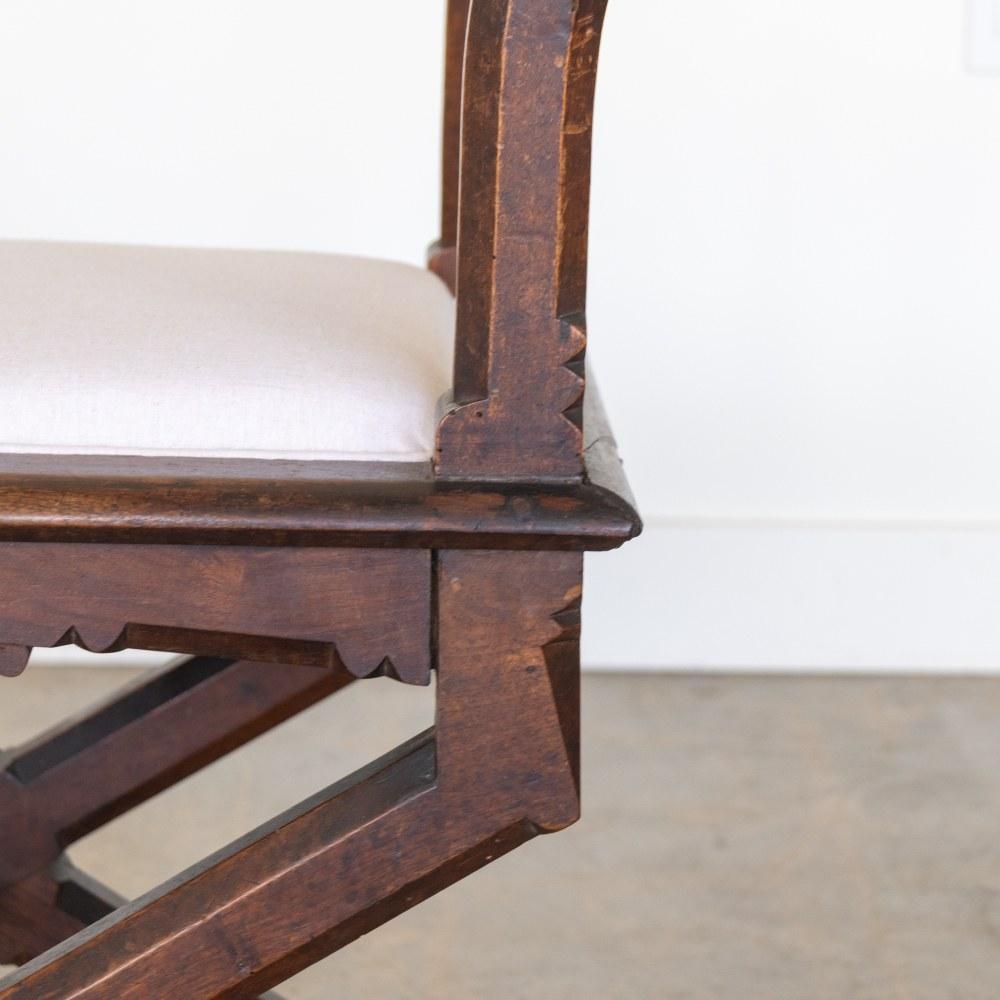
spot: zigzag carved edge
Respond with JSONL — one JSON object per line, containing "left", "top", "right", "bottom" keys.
{"left": 0, "top": 625, "right": 406, "bottom": 682}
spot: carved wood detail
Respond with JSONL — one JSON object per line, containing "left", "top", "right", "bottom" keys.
{"left": 0, "top": 2, "right": 636, "bottom": 994}
{"left": 0, "top": 553, "right": 582, "bottom": 998}
{"left": 435, "top": 0, "right": 608, "bottom": 483}
{"left": 0, "top": 451, "right": 638, "bottom": 550}
{"left": 0, "top": 545, "right": 431, "bottom": 685}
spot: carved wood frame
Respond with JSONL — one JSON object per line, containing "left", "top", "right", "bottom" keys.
{"left": 434, "top": 0, "right": 608, "bottom": 483}
{"left": 0, "top": 553, "right": 582, "bottom": 999}
{"left": 0, "top": 545, "right": 431, "bottom": 685}
{"left": 0, "top": 2, "right": 631, "bottom": 995}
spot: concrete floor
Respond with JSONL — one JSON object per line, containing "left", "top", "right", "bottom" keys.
{"left": 2, "top": 669, "right": 1000, "bottom": 998}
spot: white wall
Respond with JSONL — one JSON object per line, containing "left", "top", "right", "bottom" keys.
{"left": 585, "top": 0, "right": 1000, "bottom": 670}
{"left": 3, "top": 2, "right": 999, "bottom": 671}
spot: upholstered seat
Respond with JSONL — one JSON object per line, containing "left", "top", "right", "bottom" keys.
{"left": 0, "top": 241, "right": 455, "bottom": 462}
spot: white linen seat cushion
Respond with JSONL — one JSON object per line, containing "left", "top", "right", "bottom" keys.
{"left": 0, "top": 240, "right": 456, "bottom": 462}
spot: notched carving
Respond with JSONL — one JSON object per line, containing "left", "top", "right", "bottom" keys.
{"left": 0, "top": 623, "right": 413, "bottom": 684}
{"left": 437, "top": 551, "right": 583, "bottom": 835}
{"left": 543, "top": 590, "right": 583, "bottom": 798}
{"left": 435, "top": 314, "right": 588, "bottom": 483}
{"left": 559, "top": 314, "right": 588, "bottom": 432}
{"left": 435, "top": 0, "right": 606, "bottom": 483}
{"left": 0, "top": 545, "right": 433, "bottom": 686}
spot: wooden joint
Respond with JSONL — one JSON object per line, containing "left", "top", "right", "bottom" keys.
{"left": 0, "top": 657, "right": 353, "bottom": 891}
{"left": 437, "top": 0, "right": 608, "bottom": 483}
{"left": 0, "top": 551, "right": 583, "bottom": 996}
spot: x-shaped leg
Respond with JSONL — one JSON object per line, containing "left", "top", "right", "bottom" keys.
{"left": 0, "top": 552, "right": 582, "bottom": 998}
{"left": 0, "top": 655, "right": 351, "bottom": 976}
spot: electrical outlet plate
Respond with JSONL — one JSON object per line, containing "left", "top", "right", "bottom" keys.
{"left": 969, "top": 0, "right": 1000, "bottom": 72}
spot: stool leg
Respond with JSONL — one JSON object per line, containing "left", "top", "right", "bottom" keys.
{"left": 0, "top": 552, "right": 582, "bottom": 999}
{"left": 0, "top": 657, "right": 353, "bottom": 970}
{"left": 0, "top": 860, "right": 125, "bottom": 967}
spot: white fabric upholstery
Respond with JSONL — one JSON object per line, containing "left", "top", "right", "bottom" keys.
{"left": 0, "top": 241, "right": 455, "bottom": 462}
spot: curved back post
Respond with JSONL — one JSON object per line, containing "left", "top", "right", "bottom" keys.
{"left": 435, "top": 0, "right": 608, "bottom": 483}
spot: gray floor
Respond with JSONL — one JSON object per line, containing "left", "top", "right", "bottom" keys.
{"left": 2, "top": 669, "right": 999, "bottom": 998}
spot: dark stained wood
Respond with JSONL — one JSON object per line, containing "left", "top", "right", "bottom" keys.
{"left": 436, "top": 0, "right": 608, "bottom": 483}
{"left": 0, "top": 658, "right": 353, "bottom": 890}
{"left": 0, "top": 863, "right": 279, "bottom": 1000}
{"left": 427, "top": 0, "right": 471, "bottom": 295}
{"left": 440, "top": 0, "right": 472, "bottom": 257}
{"left": 0, "top": 553, "right": 581, "bottom": 999}
{"left": 0, "top": 2, "right": 636, "bottom": 994}
{"left": 0, "top": 546, "right": 430, "bottom": 684}
{"left": 0, "top": 451, "right": 637, "bottom": 550}
{"left": 435, "top": 551, "right": 583, "bottom": 835}
{"left": 0, "top": 657, "right": 352, "bottom": 976}
{"left": 0, "top": 734, "right": 439, "bottom": 999}
{"left": 0, "top": 873, "right": 87, "bottom": 968}
{"left": 0, "top": 657, "right": 348, "bottom": 984}
{"left": 0, "top": 858, "right": 127, "bottom": 966}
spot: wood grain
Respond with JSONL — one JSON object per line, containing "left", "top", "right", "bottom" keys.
{"left": 427, "top": 0, "right": 471, "bottom": 295}
{"left": 0, "top": 2, "right": 635, "bottom": 993}
{"left": 0, "top": 546, "right": 431, "bottom": 683}
{"left": 436, "top": 0, "right": 608, "bottom": 483}
{"left": 0, "top": 552, "right": 581, "bottom": 998}
{"left": 0, "top": 448, "right": 637, "bottom": 550}
{"left": 0, "top": 658, "right": 353, "bottom": 890}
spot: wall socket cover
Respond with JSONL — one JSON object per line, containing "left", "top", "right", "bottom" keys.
{"left": 969, "top": 0, "right": 1000, "bottom": 72}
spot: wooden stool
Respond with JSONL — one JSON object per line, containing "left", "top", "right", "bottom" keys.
{"left": 0, "top": 1, "right": 639, "bottom": 995}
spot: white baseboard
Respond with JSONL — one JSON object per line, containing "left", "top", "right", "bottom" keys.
{"left": 29, "top": 522, "right": 1000, "bottom": 675}
{"left": 582, "top": 519, "right": 1000, "bottom": 673}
